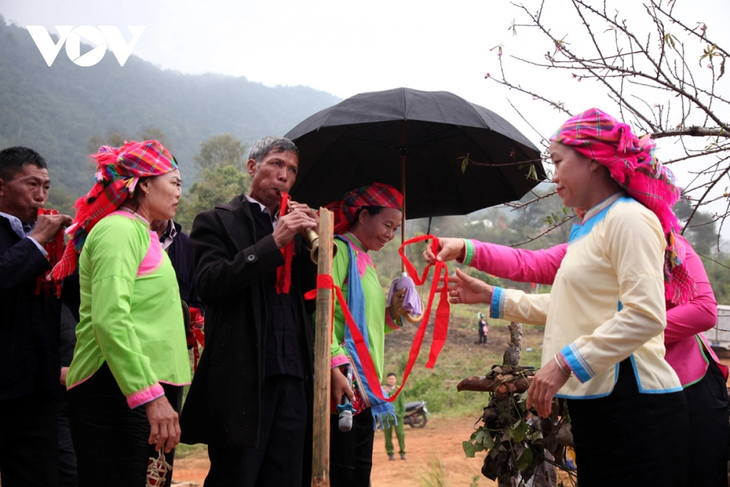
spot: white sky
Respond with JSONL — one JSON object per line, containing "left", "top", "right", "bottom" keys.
{"left": 3, "top": 0, "right": 730, "bottom": 233}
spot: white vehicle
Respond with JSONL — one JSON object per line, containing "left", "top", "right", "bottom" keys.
{"left": 706, "top": 305, "right": 730, "bottom": 351}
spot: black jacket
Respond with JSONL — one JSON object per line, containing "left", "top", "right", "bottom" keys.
{"left": 166, "top": 221, "right": 204, "bottom": 312}
{"left": 180, "top": 195, "right": 315, "bottom": 448}
{"left": 0, "top": 218, "right": 62, "bottom": 401}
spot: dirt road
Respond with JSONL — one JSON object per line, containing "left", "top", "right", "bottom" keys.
{"left": 172, "top": 352, "right": 730, "bottom": 486}
{"left": 172, "top": 415, "right": 497, "bottom": 486}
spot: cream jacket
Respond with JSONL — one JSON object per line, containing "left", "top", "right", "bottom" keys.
{"left": 490, "top": 194, "right": 682, "bottom": 398}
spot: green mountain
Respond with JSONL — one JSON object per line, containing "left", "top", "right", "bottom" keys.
{"left": 0, "top": 18, "right": 339, "bottom": 197}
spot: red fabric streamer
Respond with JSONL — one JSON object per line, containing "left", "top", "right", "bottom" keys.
{"left": 307, "top": 235, "right": 450, "bottom": 403}
{"left": 276, "top": 192, "right": 294, "bottom": 294}
{"left": 186, "top": 307, "right": 205, "bottom": 372}
{"left": 398, "top": 235, "right": 451, "bottom": 369}
{"left": 304, "top": 274, "right": 336, "bottom": 347}
{"left": 35, "top": 208, "right": 65, "bottom": 297}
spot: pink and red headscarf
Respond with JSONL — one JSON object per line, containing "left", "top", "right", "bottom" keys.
{"left": 326, "top": 182, "right": 404, "bottom": 234}
{"left": 551, "top": 108, "right": 694, "bottom": 304}
{"left": 52, "top": 140, "right": 177, "bottom": 282}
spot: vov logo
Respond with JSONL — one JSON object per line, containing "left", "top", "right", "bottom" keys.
{"left": 27, "top": 26, "right": 145, "bottom": 67}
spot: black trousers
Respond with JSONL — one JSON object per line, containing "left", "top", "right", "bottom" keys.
{"left": 329, "top": 407, "right": 375, "bottom": 487}
{"left": 684, "top": 359, "right": 729, "bottom": 487}
{"left": 568, "top": 360, "right": 690, "bottom": 487}
{"left": 478, "top": 329, "right": 487, "bottom": 344}
{"left": 0, "top": 393, "right": 59, "bottom": 487}
{"left": 67, "top": 363, "right": 182, "bottom": 487}
{"left": 204, "top": 374, "right": 307, "bottom": 487}
{"left": 57, "top": 389, "right": 78, "bottom": 487}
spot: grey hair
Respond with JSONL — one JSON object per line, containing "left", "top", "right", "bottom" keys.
{"left": 248, "top": 136, "right": 299, "bottom": 165}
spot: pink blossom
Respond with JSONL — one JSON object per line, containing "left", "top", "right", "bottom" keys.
{"left": 484, "top": 73, "right": 491, "bottom": 79}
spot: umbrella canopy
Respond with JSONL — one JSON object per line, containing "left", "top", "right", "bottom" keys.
{"left": 285, "top": 87, "right": 545, "bottom": 220}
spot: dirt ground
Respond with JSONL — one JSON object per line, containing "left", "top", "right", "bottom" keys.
{"left": 172, "top": 415, "right": 496, "bottom": 486}
{"left": 171, "top": 349, "right": 730, "bottom": 486}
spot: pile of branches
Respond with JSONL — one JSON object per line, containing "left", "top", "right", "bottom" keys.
{"left": 459, "top": 365, "right": 576, "bottom": 486}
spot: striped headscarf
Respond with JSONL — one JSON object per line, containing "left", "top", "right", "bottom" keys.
{"left": 551, "top": 108, "right": 694, "bottom": 304}
{"left": 52, "top": 140, "right": 177, "bottom": 281}
{"left": 326, "top": 182, "right": 404, "bottom": 234}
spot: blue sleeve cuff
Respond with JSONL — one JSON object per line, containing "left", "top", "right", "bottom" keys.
{"left": 27, "top": 236, "right": 48, "bottom": 257}
{"left": 560, "top": 344, "right": 595, "bottom": 383}
{"left": 490, "top": 287, "right": 504, "bottom": 319}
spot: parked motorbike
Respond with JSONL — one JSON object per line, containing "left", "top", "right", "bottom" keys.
{"left": 403, "top": 400, "right": 429, "bottom": 428}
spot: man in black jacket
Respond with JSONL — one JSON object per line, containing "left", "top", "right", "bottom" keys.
{"left": 180, "top": 136, "right": 318, "bottom": 486}
{"left": 150, "top": 219, "right": 204, "bottom": 314}
{"left": 0, "top": 146, "right": 72, "bottom": 486}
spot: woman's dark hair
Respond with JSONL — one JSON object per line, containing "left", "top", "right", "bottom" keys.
{"left": 353, "top": 206, "right": 384, "bottom": 222}
{"left": 125, "top": 176, "right": 152, "bottom": 211}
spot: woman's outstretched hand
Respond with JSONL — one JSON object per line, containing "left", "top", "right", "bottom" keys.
{"left": 447, "top": 267, "right": 494, "bottom": 305}
{"left": 423, "top": 237, "right": 465, "bottom": 264}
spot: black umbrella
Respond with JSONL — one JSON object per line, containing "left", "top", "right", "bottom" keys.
{"left": 285, "top": 87, "right": 545, "bottom": 222}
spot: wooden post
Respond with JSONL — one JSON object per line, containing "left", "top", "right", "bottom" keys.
{"left": 311, "top": 208, "right": 334, "bottom": 487}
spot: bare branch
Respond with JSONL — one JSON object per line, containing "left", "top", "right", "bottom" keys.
{"left": 493, "top": 0, "right": 730, "bottom": 239}
{"left": 651, "top": 127, "right": 730, "bottom": 139}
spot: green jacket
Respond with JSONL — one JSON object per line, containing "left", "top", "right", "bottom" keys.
{"left": 385, "top": 385, "right": 406, "bottom": 417}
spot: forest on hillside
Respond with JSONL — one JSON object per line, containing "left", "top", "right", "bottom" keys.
{"left": 0, "top": 17, "right": 338, "bottom": 199}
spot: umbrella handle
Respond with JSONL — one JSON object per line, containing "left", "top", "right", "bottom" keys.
{"left": 391, "top": 299, "right": 425, "bottom": 323}
{"left": 403, "top": 310, "right": 424, "bottom": 323}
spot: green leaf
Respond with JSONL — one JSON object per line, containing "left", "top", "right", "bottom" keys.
{"left": 461, "top": 153, "right": 470, "bottom": 173}
{"left": 475, "top": 429, "right": 495, "bottom": 450}
{"left": 475, "top": 429, "right": 490, "bottom": 443}
{"left": 463, "top": 440, "right": 479, "bottom": 458}
{"left": 510, "top": 419, "right": 529, "bottom": 442}
{"left": 515, "top": 447, "right": 534, "bottom": 471}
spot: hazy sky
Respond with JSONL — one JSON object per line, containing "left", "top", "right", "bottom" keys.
{"left": 3, "top": 0, "right": 730, "bottom": 227}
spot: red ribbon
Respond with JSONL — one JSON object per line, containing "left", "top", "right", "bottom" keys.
{"left": 186, "top": 307, "right": 205, "bottom": 372}
{"left": 35, "top": 208, "right": 65, "bottom": 297}
{"left": 307, "top": 235, "right": 449, "bottom": 403}
{"left": 276, "top": 192, "right": 294, "bottom": 294}
{"left": 398, "top": 235, "right": 451, "bottom": 368}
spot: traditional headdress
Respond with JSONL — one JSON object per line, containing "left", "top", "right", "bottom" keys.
{"left": 326, "top": 182, "right": 404, "bottom": 234}
{"left": 551, "top": 108, "right": 694, "bottom": 304}
{"left": 52, "top": 140, "right": 177, "bottom": 281}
